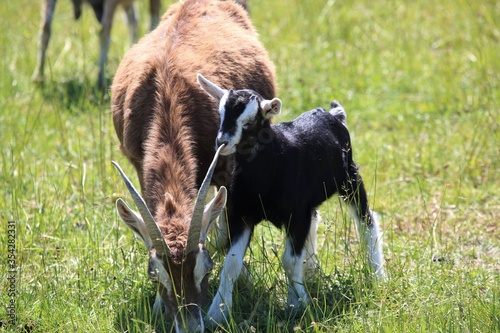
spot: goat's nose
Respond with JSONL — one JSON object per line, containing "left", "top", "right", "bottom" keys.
{"left": 216, "top": 134, "right": 228, "bottom": 148}
{"left": 216, "top": 139, "right": 228, "bottom": 148}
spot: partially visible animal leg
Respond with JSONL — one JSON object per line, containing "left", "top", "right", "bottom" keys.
{"left": 282, "top": 236, "right": 308, "bottom": 308}
{"left": 343, "top": 164, "right": 385, "bottom": 279}
{"left": 123, "top": 3, "right": 138, "bottom": 44}
{"left": 32, "top": 0, "right": 57, "bottom": 82}
{"left": 206, "top": 226, "right": 252, "bottom": 327}
{"left": 149, "top": 0, "right": 161, "bottom": 30}
{"left": 97, "top": 0, "right": 119, "bottom": 88}
{"left": 303, "top": 210, "right": 320, "bottom": 280}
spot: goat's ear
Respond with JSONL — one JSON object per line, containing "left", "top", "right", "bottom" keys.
{"left": 116, "top": 199, "right": 153, "bottom": 249}
{"left": 260, "top": 98, "right": 282, "bottom": 119}
{"left": 200, "top": 186, "right": 227, "bottom": 244}
{"left": 197, "top": 73, "right": 227, "bottom": 102}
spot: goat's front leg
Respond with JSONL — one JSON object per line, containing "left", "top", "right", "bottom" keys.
{"left": 206, "top": 226, "right": 252, "bottom": 327}
{"left": 282, "top": 237, "right": 309, "bottom": 308}
{"left": 97, "top": 0, "right": 119, "bottom": 88}
{"left": 32, "top": 0, "right": 57, "bottom": 82}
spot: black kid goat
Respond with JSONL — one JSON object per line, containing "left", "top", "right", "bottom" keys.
{"left": 198, "top": 74, "right": 385, "bottom": 325}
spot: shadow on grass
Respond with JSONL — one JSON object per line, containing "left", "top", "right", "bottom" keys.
{"left": 277, "top": 270, "right": 358, "bottom": 331}
{"left": 35, "top": 78, "right": 110, "bottom": 112}
{"left": 111, "top": 268, "right": 364, "bottom": 332}
{"left": 114, "top": 292, "right": 174, "bottom": 333}
{"left": 0, "top": 319, "right": 37, "bottom": 333}
{"left": 208, "top": 268, "right": 360, "bottom": 332}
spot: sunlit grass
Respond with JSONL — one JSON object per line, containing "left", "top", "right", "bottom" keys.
{"left": 1, "top": 0, "right": 499, "bottom": 332}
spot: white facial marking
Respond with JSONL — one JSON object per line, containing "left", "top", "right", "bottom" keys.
{"left": 238, "top": 98, "right": 260, "bottom": 128}
{"left": 194, "top": 248, "right": 210, "bottom": 293}
{"left": 152, "top": 292, "right": 166, "bottom": 317}
{"left": 218, "top": 96, "right": 259, "bottom": 156}
{"left": 218, "top": 91, "right": 230, "bottom": 115}
{"left": 150, "top": 250, "right": 173, "bottom": 296}
{"left": 175, "top": 308, "right": 204, "bottom": 333}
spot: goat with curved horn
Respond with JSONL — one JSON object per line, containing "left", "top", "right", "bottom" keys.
{"left": 110, "top": 0, "right": 277, "bottom": 331}
{"left": 112, "top": 161, "right": 171, "bottom": 257}
{"left": 186, "top": 144, "right": 226, "bottom": 255}
{"left": 112, "top": 144, "right": 226, "bottom": 332}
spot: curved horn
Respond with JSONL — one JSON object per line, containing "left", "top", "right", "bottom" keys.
{"left": 186, "top": 144, "right": 226, "bottom": 254}
{"left": 112, "top": 161, "right": 172, "bottom": 258}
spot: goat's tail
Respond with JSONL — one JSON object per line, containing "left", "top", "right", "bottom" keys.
{"left": 329, "top": 100, "right": 347, "bottom": 127}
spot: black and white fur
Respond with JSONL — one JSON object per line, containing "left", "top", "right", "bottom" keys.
{"left": 197, "top": 74, "right": 384, "bottom": 325}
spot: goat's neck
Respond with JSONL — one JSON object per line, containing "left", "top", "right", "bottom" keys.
{"left": 235, "top": 124, "right": 281, "bottom": 175}
{"left": 142, "top": 142, "right": 198, "bottom": 227}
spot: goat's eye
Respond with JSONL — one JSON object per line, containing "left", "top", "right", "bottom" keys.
{"left": 233, "top": 103, "right": 245, "bottom": 113}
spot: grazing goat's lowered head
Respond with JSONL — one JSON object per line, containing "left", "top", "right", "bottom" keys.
{"left": 111, "top": 0, "right": 276, "bottom": 329}
{"left": 112, "top": 144, "right": 227, "bottom": 333}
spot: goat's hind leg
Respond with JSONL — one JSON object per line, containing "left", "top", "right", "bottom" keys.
{"left": 303, "top": 210, "right": 321, "bottom": 279}
{"left": 123, "top": 3, "right": 138, "bottom": 44}
{"left": 97, "top": 0, "right": 119, "bottom": 88}
{"left": 32, "top": 0, "right": 57, "bottom": 82}
{"left": 343, "top": 165, "right": 385, "bottom": 279}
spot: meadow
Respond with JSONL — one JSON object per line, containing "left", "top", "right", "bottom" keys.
{"left": 0, "top": 0, "right": 499, "bottom": 332}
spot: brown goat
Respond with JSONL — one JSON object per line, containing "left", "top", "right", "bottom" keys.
{"left": 111, "top": 0, "right": 276, "bottom": 331}
{"left": 32, "top": 0, "right": 161, "bottom": 88}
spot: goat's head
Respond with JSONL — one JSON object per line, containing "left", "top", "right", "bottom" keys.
{"left": 112, "top": 145, "right": 227, "bottom": 332}
{"left": 197, "top": 74, "right": 282, "bottom": 156}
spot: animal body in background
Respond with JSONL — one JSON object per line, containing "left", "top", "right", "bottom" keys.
{"left": 198, "top": 74, "right": 385, "bottom": 326}
{"left": 110, "top": 0, "right": 275, "bottom": 331}
{"left": 32, "top": 0, "right": 161, "bottom": 87}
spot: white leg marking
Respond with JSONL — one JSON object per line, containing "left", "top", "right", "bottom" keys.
{"left": 150, "top": 251, "right": 173, "bottom": 295}
{"left": 282, "top": 238, "right": 308, "bottom": 308}
{"left": 304, "top": 211, "right": 320, "bottom": 279}
{"left": 238, "top": 262, "right": 253, "bottom": 286}
{"left": 194, "top": 248, "right": 211, "bottom": 293}
{"left": 348, "top": 206, "right": 385, "bottom": 279}
{"left": 206, "top": 227, "right": 251, "bottom": 326}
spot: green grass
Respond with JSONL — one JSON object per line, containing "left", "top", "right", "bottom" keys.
{"left": 1, "top": 0, "right": 499, "bottom": 332}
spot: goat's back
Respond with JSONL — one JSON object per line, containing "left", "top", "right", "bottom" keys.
{"left": 233, "top": 109, "right": 352, "bottom": 224}
{"left": 111, "top": 0, "right": 276, "bottom": 188}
